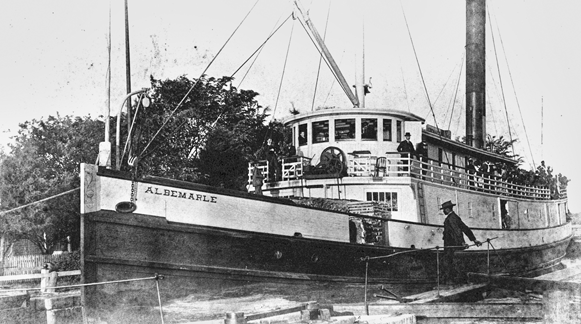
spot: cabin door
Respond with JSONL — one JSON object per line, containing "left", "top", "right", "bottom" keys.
{"left": 500, "top": 199, "right": 515, "bottom": 229}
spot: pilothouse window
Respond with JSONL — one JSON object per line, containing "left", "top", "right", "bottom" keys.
{"left": 335, "top": 119, "right": 355, "bottom": 141}
{"left": 298, "top": 124, "right": 308, "bottom": 146}
{"left": 383, "top": 119, "right": 392, "bottom": 141}
{"left": 312, "top": 121, "right": 329, "bottom": 143}
{"left": 396, "top": 121, "right": 402, "bottom": 142}
{"left": 361, "top": 118, "right": 377, "bottom": 140}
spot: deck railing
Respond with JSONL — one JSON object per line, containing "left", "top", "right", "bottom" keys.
{"left": 248, "top": 152, "right": 563, "bottom": 200}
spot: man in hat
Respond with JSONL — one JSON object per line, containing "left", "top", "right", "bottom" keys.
{"left": 397, "top": 132, "right": 415, "bottom": 173}
{"left": 441, "top": 200, "right": 482, "bottom": 284}
{"left": 415, "top": 140, "right": 428, "bottom": 179}
{"left": 465, "top": 158, "right": 477, "bottom": 189}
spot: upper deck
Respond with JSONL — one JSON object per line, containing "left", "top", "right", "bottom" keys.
{"left": 248, "top": 152, "right": 567, "bottom": 201}
{"left": 250, "top": 108, "right": 565, "bottom": 202}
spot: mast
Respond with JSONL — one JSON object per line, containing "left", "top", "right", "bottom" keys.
{"left": 465, "top": 0, "right": 486, "bottom": 149}
{"left": 541, "top": 96, "right": 544, "bottom": 160}
{"left": 355, "top": 8, "right": 366, "bottom": 108}
{"left": 124, "top": 0, "right": 133, "bottom": 150}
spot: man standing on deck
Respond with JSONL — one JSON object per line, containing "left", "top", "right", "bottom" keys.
{"left": 415, "top": 140, "right": 428, "bottom": 179}
{"left": 441, "top": 200, "right": 482, "bottom": 284}
{"left": 397, "top": 132, "right": 415, "bottom": 173}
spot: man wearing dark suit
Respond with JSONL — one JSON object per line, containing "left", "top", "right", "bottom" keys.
{"left": 415, "top": 140, "right": 428, "bottom": 179}
{"left": 441, "top": 200, "right": 482, "bottom": 284}
{"left": 397, "top": 132, "right": 415, "bottom": 173}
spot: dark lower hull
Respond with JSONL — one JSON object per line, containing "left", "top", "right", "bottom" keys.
{"left": 81, "top": 210, "right": 570, "bottom": 318}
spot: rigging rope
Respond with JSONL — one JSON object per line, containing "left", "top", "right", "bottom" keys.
{"left": 138, "top": 0, "right": 261, "bottom": 160}
{"left": 399, "top": 56, "right": 411, "bottom": 113}
{"left": 272, "top": 18, "right": 296, "bottom": 120}
{"left": 399, "top": 1, "right": 454, "bottom": 168}
{"left": 423, "top": 54, "right": 462, "bottom": 122}
{"left": 446, "top": 54, "right": 465, "bottom": 131}
{"left": 322, "top": 51, "right": 344, "bottom": 107}
{"left": 295, "top": 16, "right": 353, "bottom": 104}
{"left": 231, "top": 14, "right": 292, "bottom": 82}
{"left": 453, "top": 95, "right": 465, "bottom": 135}
{"left": 311, "top": 2, "right": 332, "bottom": 112}
{"left": 399, "top": 2, "right": 436, "bottom": 127}
{"left": 486, "top": 90, "right": 499, "bottom": 136}
{"left": 487, "top": 6, "right": 514, "bottom": 157}
{"left": 492, "top": 8, "right": 536, "bottom": 168}
{"left": 0, "top": 188, "right": 80, "bottom": 216}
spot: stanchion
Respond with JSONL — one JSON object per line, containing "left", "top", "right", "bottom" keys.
{"left": 155, "top": 273, "right": 165, "bottom": 324}
{"left": 364, "top": 256, "right": 369, "bottom": 315}
{"left": 486, "top": 239, "right": 491, "bottom": 275}
{"left": 435, "top": 246, "right": 440, "bottom": 297}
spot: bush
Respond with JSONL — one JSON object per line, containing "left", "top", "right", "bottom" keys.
{"left": 52, "top": 251, "right": 81, "bottom": 287}
{"left": 52, "top": 251, "right": 80, "bottom": 271}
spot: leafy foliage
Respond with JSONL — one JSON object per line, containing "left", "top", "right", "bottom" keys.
{"left": 0, "top": 115, "right": 104, "bottom": 254}
{"left": 0, "top": 75, "right": 281, "bottom": 255}
{"left": 131, "top": 75, "right": 276, "bottom": 189}
{"left": 52, "top": 250, "right": 81, "bottom": 271}
{"left": 485, "top": 135, "right": 520, "bottom": 160}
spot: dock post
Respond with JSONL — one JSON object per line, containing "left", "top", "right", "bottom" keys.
{"left": 301, "top": 302, "right": 319, "bottom": 321}
{"left": 225, "top": 312, "right": 246, "bottom": 324}
{"left": 40, "top": 263, "right": 57, "bottom": 293}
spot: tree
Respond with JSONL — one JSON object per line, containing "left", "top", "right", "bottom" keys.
{"left": 129, "top": 75, "right": 274, "bottom": 190}
{"left": 485, "top": 135, "right": 519, "bottom": 159}
{"left": 0, "top": 115, "right": 104, "bottom": 254}
{"left": 0, "top": 75, "right": 281, "bottom": 256}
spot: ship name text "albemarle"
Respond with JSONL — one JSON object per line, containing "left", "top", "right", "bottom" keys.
{"left": 144, "top": 186, "right": 218, "bottom": 203}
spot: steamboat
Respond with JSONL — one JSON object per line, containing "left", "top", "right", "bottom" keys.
{"left": 80, "top": 0, "right": 571, "bottom": 312}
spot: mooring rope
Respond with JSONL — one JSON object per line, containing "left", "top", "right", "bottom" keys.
{"left": 0, "top": 274, "right": 163, "bottom": 293}
{"left": 361, "top": 238, "right": 493, "bottom": 262}
{"left": 138, "top": 0, "right": 261, "bottom": 159}
{"left": 0, "top": 188, "right": 80, "bottom": 216}
{"left": 1, "top": 274, "right": 166, "bottom": 324}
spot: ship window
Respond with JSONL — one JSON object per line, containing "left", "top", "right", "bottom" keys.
{"left": 312, "top": 120, "right": 329, "bottom": 143}
{"left": 335, "top": 119, "right": 355, "bottom": 141}
{"left": 298, "top": 124, "right": 308, "bottom": 146}
{"left": 366, "top": 191, "right": 398, "bottom": 211}
{"left": 383, "top": 119, "right": 392, "bottom": 141}
{"left": 361, "top": 118, "right": 377, "bottom": 140}
{"left": 396, "top": 120, "right": 402, "bottom": 142}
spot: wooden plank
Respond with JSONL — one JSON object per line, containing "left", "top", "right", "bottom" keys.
{"left": 246, "top": 303, "right": 310, "bottom": 321}
{"left": 401, "top": 283, "right": 487, "bottom": 303}
{"left": 468, "top": 272, "right": 581, "bottom": 293}
{"left": 326, "top": 303, "right": 543, "bottom": 319}
{"left": 0, "top": 270, "right": 80, "bottom": 282}
{"left": 536, "top": 263, "right": 581, "bottom": 281}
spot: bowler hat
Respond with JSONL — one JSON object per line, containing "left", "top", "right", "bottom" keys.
{"left": 404, "top": 132, "right": 411, "bottom": 137}
{"left": 440, "top": 200, "right": 456, "bottom": 210}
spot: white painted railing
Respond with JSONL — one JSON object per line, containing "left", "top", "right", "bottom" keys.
{"left": 248, "top": 152, "right": 558, "bottom": 200}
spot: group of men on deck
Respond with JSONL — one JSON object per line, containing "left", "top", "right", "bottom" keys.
{"left": 396, "top": 132, "right": 428, "bottom": 175}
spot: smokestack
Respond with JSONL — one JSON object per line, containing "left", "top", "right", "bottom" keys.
{"left": 466, "top": 0, "right": 486, "bottom": 149}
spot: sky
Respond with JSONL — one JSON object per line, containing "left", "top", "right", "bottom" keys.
{"left": 1, "top": 0, "right": 580, "bottom": 211}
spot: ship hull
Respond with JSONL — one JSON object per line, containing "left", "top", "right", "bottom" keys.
{"left": 80, "top": 164, "right": 571, "bottom": 316}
